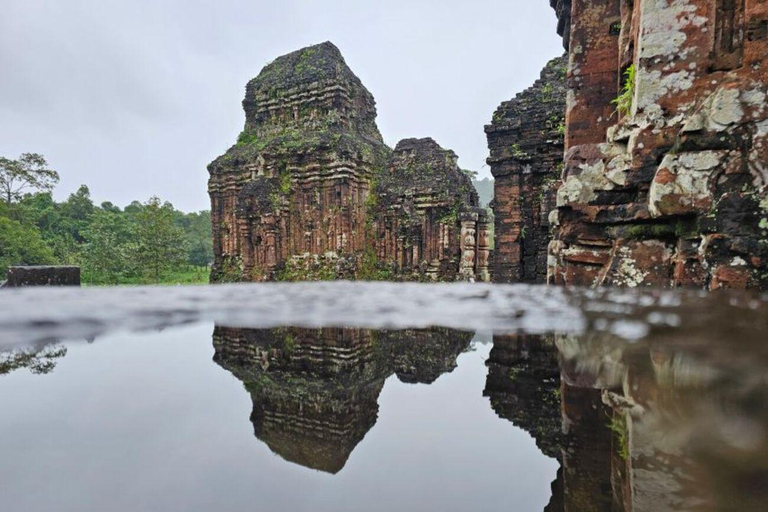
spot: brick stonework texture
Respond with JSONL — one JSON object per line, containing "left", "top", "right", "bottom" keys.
{"left": 545, "top": 0, "right": 768, "bottom": 290}
{"left": 208, "top": 42, "right": 489, "bottom": 282}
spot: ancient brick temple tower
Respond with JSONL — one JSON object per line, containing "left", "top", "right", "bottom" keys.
{"left": 375, "top": 138, "right": 490, "bottom": 281}
{"left": 208, "top": 42, "right": 490, "bottom": 282}
{"left": 486, "top": 57, "right": 567, "bottom": 283}
{"left": 547, "top": 0, "right": 768, "bottom": 289}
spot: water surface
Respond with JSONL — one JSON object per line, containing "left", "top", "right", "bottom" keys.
{"left": 1, "top": 283, "right": 766, "bottom": 511}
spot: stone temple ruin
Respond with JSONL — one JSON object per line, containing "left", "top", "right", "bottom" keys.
{"left": 487, "top": 1, "right": 767, "bottom": 290}
{"left": 486, "top": 56, "right": 567, "bottom": 284}
{"left": 545, "top": 0, "right": 768, "bottom": 290}
{"left": 212, "top": 1, "right": 768, "bottom": 290}
{"left": 208, "top": 42, "right": 489, "bottom": 282}
{"left": 374, "top": 138, "right": 490, "bottom": 281}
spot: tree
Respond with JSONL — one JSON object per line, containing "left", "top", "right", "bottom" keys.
{"left": 0, "top": 216, "right": 56, "bottom": 269}
{"left": 175, "top": 210, "right": 213, "bottom": 267}
{"left": 461, "top": 168, "right": 478, "bottom": 180}
{"left": 0, "top": 153, "right": 59, "bottom": 204}
{"left": 100, "top": 201, "right": 121, "bottom": 213}
{"left": 58, "top": 185, "right": 95, "bottom": 242}
{"left": 82, "top": 209, "right": 132, "bottom": 284}
{"left": 132, "top": 197, "right": 187, "bottom": 283}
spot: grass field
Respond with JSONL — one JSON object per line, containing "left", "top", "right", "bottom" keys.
{"left": 83, "top": 266, "right": 210, "bottom": 286}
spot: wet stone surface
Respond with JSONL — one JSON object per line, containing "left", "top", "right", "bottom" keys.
{"left": 1, "top": 282, "right": 767, "bottom": 511}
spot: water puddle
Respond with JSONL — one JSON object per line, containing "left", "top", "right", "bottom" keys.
{"left": 1, "top": 283, "right": 766, "bottom": 511}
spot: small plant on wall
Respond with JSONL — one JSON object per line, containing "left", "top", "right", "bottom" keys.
{"left": 612, "top": 64, "right": 636, "bottom": 117}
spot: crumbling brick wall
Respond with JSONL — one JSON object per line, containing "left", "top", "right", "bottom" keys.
{"left": 374, "top": 138, "right": 490, "bottom": 281}
{"left": 547, "top": 0, "right": 768, "bottom": 290}
{"left": 486, "top": 56, "right": 567, "bottom": 283}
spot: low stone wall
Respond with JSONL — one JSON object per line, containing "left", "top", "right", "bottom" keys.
{"left": 4, "top": 266, "right": 81, "bottom": 288}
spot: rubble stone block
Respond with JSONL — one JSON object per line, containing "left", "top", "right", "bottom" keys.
{"left": 5, "top": 266, "right": 81, "bottom": 287}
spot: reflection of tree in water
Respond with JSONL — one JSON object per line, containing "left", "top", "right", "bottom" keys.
{"left": 212, "top": 326, "right": 473, "bottom": 473}
{"left": 0, "top": 344, "right": 67, "bottom": 375}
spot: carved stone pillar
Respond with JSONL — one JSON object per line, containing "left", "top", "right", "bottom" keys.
{"left": 476, "top": 217, "right": 491, "bottom": 282}
{"left": 459, "top": 213, "right": 478, "bottom": 281}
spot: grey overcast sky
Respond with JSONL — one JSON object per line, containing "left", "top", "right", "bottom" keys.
{"left": 1, "top": 0, "right": 563, "bottom": 212}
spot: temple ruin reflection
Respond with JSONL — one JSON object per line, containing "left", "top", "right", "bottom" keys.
{"left": 212, "top": 322, "right": 768, "bottom": 509}
{"left": 478, "top": 325, "right": 768, "bottom": 512}
{"left": 212, "top": 326, "right": 474, "bottom": 473}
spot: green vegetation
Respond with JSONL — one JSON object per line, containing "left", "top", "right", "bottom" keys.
{"left": 0, "top": 153, "right": 59, "bottom": 204}
{"left": 607, "top": 413, "right": 630, "bottom": 461}
{"left": 0, "top": 215, "right": 56, "bottom": 269}
{"left": 0, "top": 153, "right": 213, "bottom": 285}
{"left": 276, "top": 255, "right": 337, "bottom": 281}
{"left": 613, "top": 64, "right": 636, "bottom": 116}
{"left": 0, "top": 345, "right": 67, "bottom": 375}
{"left": 539, "top": 83, "right": 554, "bottom": 103}
{"left": 620, "top": 220, "right": 699, "bottom": 240}
{"left": 279, "top": 169, "right": 292, "bottom": 194}
{"left": 237, "top": 130, "right": 260, "bottom": 146}
{"left": 511, "top": 144, "right": 528, "bottom": 159}
{"left": 357, "top": 244, "right": 394, "bottom": 281}
{"left": 215, "top": 255, "right": 244, "bottom": 283}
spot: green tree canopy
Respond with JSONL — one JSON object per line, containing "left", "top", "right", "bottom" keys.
{"left": 0, "top": 216, "right": 56, "bottom": 269}
{"left": 82, "top": 209, "right": 133, "bottom": 284}
{"left": 58, "top": 185, "right": 95, "bottom": 242}
{"left": 132, "top": 197, "right": 188, "bottom": 283}
{"left": 1, "top": 157, "right": 211, "bottom": 285}
{"left": 0, "top": 153, "right": 59, "bottom": 204}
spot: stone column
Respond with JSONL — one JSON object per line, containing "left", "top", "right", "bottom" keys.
{"left": 476, "top": 215, "right": 491, "bottom": 282}
{"left": 459, "top": 213, "right": 478, "bottom": 280}
{"left": 263, "top": 216, "right": 279, "bottom": 277}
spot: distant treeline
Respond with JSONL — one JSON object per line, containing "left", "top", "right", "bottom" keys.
{"left": 0, "top": 186, "right": 212, "bottom": 285}
{"left": 472, "top": 178, "right": 493, "bottom": 207}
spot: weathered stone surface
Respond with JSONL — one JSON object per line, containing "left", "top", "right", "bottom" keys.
{"left": 546, "top": 0, "right": 768, "bottom": 290}
{"left": 554, "top": 326, "right": 768, "bottom": 512}
{"left": 4, "top": 266, "right": 80, "bottom": 288}
{"left": 209, "top": 42, "right": 489, "bottom": 282}
{"left": 208, "top": 42, "right": 390, "bottom": 282}
{"left": 373, "top": 138, "right": 489, "bottom": 281}
{"left": 486, "top": 56, "right": 567, "bottom": 283}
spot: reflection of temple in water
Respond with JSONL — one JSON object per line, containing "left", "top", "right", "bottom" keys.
{"left": 483, "top": 334, "right": 562, "bottom": 460}
{"left": 483, "top": 335, "right": 564, "bottom": 512}
{"left": 485, "top": 331, "right": 768, "bottom": 512}
{"left": 213, "top": 326, "right": 473, "bottom": 473}
{"left": 214, "top": 324, "right": 768, "bottom": 508}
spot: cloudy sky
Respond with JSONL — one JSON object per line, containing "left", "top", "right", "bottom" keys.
{"left": 1, "top": 0, "right": 563, "bottom": 212}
